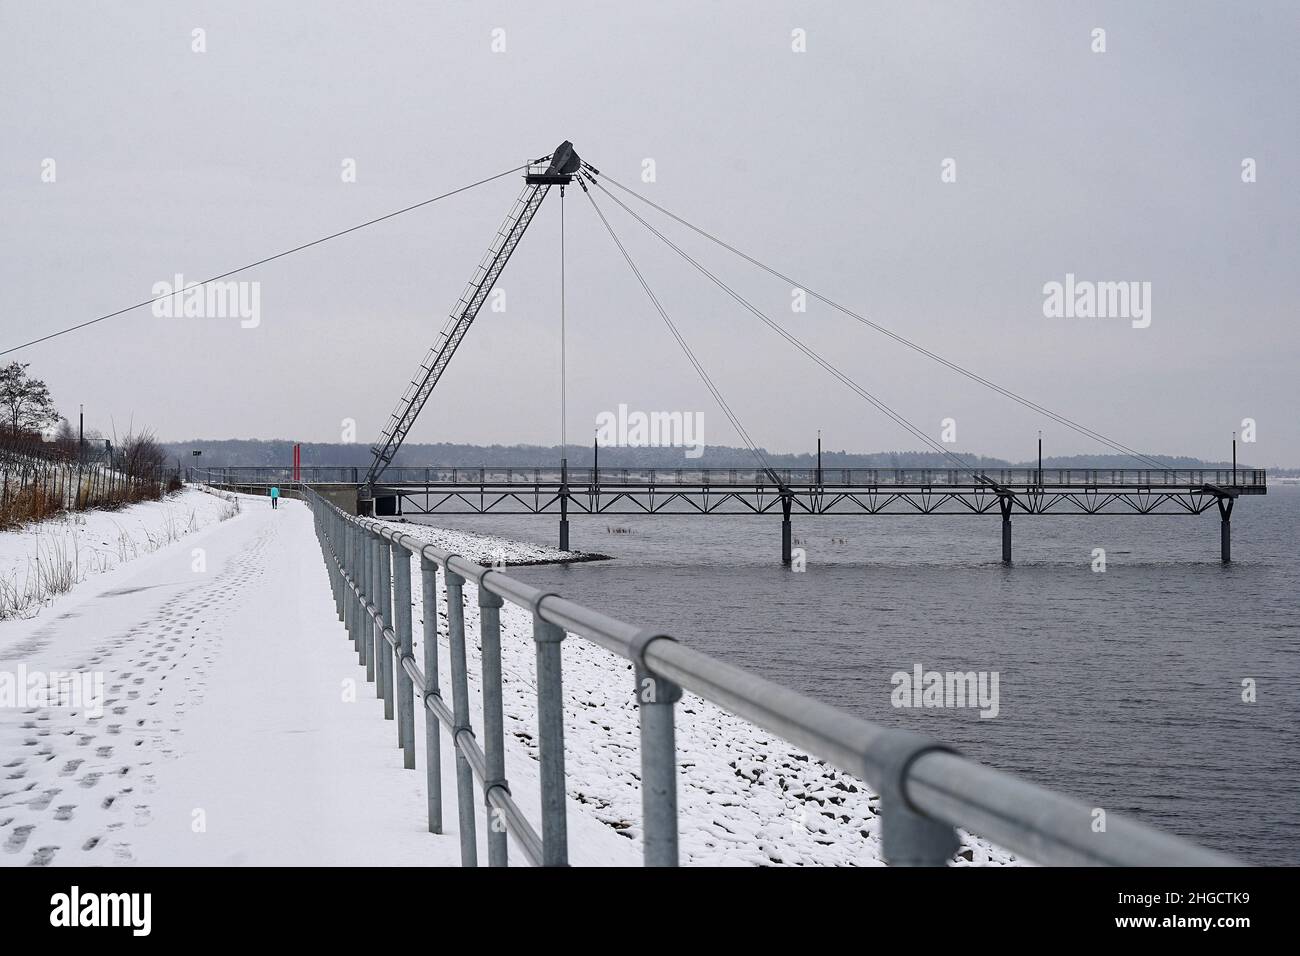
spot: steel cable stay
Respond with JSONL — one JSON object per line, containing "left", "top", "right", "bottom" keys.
{"left": 587, "top": 174, "right": 982, "bottom": 479}
{"left": 577, "top": 181, "right": 784, "bottom": 488}
{"left": 595, "top": 169, "right": 1175, "bottom": 473}
{"left": 2, "top": 163, "right": 529, "bottom": 357}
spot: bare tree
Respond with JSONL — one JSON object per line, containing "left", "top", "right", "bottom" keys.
{"left": 0, "top": 362, "right": 59, "bottom": 438}
{"left": 119, "top": 430, "right": 166, "bottom": 481}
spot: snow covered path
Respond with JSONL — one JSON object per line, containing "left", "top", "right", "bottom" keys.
{"left": 0, "top": 498, "right": 632, "bottom": 867}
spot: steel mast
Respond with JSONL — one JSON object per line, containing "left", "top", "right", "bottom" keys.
{"left": 362, "top": 142, "right": 581, "bottom": 507}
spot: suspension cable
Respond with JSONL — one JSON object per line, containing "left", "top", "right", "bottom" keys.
{"left": 3, "top": 164, "right": 528, "bottom": 356}
{"left": 596, "top": 170, "right": 1172, "bottom": 471}
{"left": 579, "top": 182, "right": 781, "bottom": 484}
{"left": 591, "top": 176, "right": 980, "bottom": 475}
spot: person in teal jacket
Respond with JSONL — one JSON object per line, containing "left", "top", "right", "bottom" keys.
{"left": 270, "top": 486, "right": 280, "bottom": 510}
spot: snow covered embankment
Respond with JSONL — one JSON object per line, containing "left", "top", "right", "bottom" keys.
{"left": 403, "top": 536, "right": 1019, "bottom": 866}
{"left": 381, "top": 519, "right": 607, "bottom": 565}
{"left": 0, "top": 487, "right": 240, "bottom": 620}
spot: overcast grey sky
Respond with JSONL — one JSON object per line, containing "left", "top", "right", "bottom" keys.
{"left": 2, "top": 1, "right": 1296, "bottom": 464}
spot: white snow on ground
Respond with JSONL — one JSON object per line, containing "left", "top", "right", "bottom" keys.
{"left": 379, "top": 518, "right": 603, "bottom": 565}
{"left": 0, "top": 494, "right": 1017, "bottom": 866}
{"left": 0, "top": 487, "right": 239, "bottom": 620}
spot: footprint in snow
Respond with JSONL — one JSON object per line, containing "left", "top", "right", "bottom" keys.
{"left": 27, "top": 845, "right": 57, "bottom": 866}
{"left": 3, "top": 825, "right": 34, "bottom": 853}
{"left": 28, "top": 790, "right": 59, "bottom": 811}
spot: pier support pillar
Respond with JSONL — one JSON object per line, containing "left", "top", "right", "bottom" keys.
{"left": 999, "top": 495, "right": 1013, "bottom": 565}
{"left": 559, "top": 458, "right": 571, "bottom": 551}
{"left": 559, "top": 490, "right": 570, "bottom": 551}
{"left": 781, "top": 493, "right": 793, "bottom": 566}
{"left": 1218, "top": 497, "right": 1234, "bottom": 564}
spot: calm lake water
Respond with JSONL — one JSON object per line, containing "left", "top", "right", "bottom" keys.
{"left": 413, "top": 486, "right": 1300, "bottom": 864}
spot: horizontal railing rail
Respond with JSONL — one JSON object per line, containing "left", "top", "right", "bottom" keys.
{"left": 198, "top": 465, "right": 1267, "bottom": 488}
{"left": 300, "top": 484, "right": 1238, "bottom": 868}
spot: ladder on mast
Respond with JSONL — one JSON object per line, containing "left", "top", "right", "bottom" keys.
{"left": 362, "top": 142, "right": 581, "bottom": 493}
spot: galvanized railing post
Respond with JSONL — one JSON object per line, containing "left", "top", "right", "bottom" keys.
{"left": 445, "top": 568, "right": 478, "bottom": 865}
{"left": 327, "top": 509, "right": 335, "bottom": 594}
{"left": 351, "top": 522, "right": 364, "bottom": 660}
{"left": 421, "top": 555, "right": 443, "bottom": 833}
{"left": 392, "top": 540, "right": 415, "bottom": 767}
{"left": 372, "top": 531, "right": 384, "bottom": 691}
{"left": 330, "top": 513, "right": 344, "bottom": 621}
{"left": 876, "top": 731, "right": 960, "bottom": 867}
{"left": 631, "top": 632, "right": 681, "bottom": 867}
{"left": 364, "top": 530, "right": 376, "bottom": 684}
{"left": 346, "top": 522, "right": 358, "bottom": 655}
{"left": 339, "top": 513, "right": 349, "bottom": 614}
{"left": 379, "top": 535, "right": 395, "bottom": 720}
{"left": 356, "top": 524, "right": 368, "bottom": 667}
{"left": 317, "top": 505, "right": 328, "bottom": 577}
{"left": 478, "top": 580, "right": 509, "bottom": 867}
{"left": 334, "top": 514, "right": 344, "bottom": 621}
{"left": 532, "top": 604, "right": 569, "bottom": 865}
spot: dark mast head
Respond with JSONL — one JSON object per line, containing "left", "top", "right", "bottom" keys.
{"left": 526, "top": 141, "right": 581, "bottom": 184}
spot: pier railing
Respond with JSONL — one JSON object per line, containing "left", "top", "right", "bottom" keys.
{"left": 202, "top": 464, "right": 1266, "bottom": 489}
{"left": 300, "top": 485, "right": 1237, "bottom": 867}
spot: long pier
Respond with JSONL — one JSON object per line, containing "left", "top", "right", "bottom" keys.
{"left": 201, "top": 465, "right": 1266, "bottom": 566}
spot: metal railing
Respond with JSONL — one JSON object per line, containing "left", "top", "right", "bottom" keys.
{"left": 194, "top": 466, "right": 362, "bottom": 484}
{"left": 200, "top": 465, "right": 1266, "bottom": 489}
{"left": 302, "top": 486, "right": 1238, "bottom": 867}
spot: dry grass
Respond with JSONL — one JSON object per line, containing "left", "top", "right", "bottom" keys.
{"left": 0, "top": 483, "right": 59, "bottom": 528}
{"left": 0, "top": 536, "right": 111, "bottom": 620}
{"left": 0, "top": 475, "right": 169, "bottom": 531}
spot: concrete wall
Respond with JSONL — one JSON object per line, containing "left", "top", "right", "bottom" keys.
{"left": 316, "top": 484, "right": 360, "bottom": 515}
